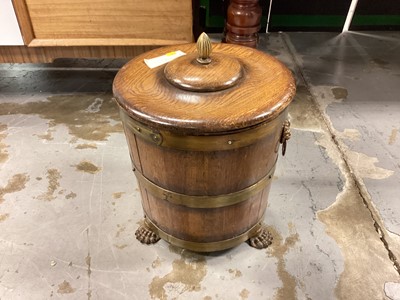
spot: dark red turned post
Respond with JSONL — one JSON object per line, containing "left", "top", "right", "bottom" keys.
{"left": 224, "top": 0, "right": 262, "bottom": 48}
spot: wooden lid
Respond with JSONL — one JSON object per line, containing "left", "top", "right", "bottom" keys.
{"left": 113, "top": 35, "right": 296, "bottom": 134}
{"left": 164, "top": 33, "right": 243, "bottom": 92}
{"left": 164, "top": 53, "right": 243, "bottom": 92}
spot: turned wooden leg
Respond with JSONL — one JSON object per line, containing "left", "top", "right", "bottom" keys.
{"left": 224, "top": 0, "right": 262, "bottom": 48}
{"left": 135, "top": 218, "right": 160, "bottom": 245}
{"left": 247, "top": 225, "right": 273, "bottom": 249}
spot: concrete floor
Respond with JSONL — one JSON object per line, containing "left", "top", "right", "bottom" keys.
{"left": 0, "top": 32, "right": 399, "bottom": 300}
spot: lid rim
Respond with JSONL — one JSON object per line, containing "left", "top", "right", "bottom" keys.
{"left": 114, "top": 84, "right": 295, "bottom": 135}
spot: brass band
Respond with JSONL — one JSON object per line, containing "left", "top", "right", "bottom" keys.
{"left": 120, "top": 110, "right": 163, "bottom": 146}
{"left": 120, "top": 109, "right": 286, "bottom": 151}
{"left": 133, "top": 162, "right": 276, "bottom": 209}
{"left": 145, "top": 216, "right": 264, "bottom": 252}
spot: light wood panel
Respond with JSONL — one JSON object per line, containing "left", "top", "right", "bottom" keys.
{"left": 28, "top": 38, "right": 191, "bottom": 47}
{"left": 0, "top": 45, "right": 157, "bottom": 63}
{"left": 25, "top": 0, "right": 193, "bottom": 42}
{"left": 7, "top": 0, "right": 193, "bottom": 62}
{"left": 11, "top": 0, "right": 34, "bottom": 44}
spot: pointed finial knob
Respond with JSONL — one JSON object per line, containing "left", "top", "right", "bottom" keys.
{"left": 196, "top": 32, "right": 212, "bottom": 64}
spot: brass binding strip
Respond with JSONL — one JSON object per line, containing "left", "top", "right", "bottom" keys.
{"left": 145, "top": 216, "right": 264, "bottom": 252}
{"left": 134, "top": 162, "right": 276, "bottom": 209}
{"left": 120, "top": 109, "right": 286, "bottom": 151}
{"left": 120, "top": 110, "right": 163, "bottom": 146}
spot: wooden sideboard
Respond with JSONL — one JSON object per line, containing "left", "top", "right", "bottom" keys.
{"left": 0, "top": 0, "right": 194, "bottom": 63}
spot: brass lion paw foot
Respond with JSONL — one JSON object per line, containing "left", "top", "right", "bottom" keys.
{"left": 247, "top": 227, "right": 273, "bottom": 249}
{"left": 135, "top": 224, "right": 160, "bottom": 245}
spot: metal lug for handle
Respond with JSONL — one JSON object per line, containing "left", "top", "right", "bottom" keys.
{"left": 280, "top": 120, "right": 291, "bottom": 156}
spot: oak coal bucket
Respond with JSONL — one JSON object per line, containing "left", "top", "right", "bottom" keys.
{"left": 113, "top": 33, "right": 295, "bottom": 252}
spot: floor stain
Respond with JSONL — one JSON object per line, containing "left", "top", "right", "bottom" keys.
{"left": 239, "top": 288, "right": 250, "bottom": 300}
{"left": 344, "top": 149, "right": 394, "bottom": 180}
{"left": 0, "top": 173, "right": 30, "bottom": 204}
{"left": 37, "top": 169, "right": 61, "bottom": 201}
{"left": 114, "top": 244, "right": 128, "bottom": 250}
{"left": 310, "top": 86, "right": 348, "bottom": 120}
{"left": 0, "top": 213, "right": 9, "bottom": 222}
{"left": 331, "top": 87, "right": 348, "bottom": 100}
{"left": 288, "top": 85, "right": 323, "bottom": 132}
{"left": 228, "top": 268, "right": 242, "bottom": 278}
{"left": 310, "top": 86, "right": 394, "bottom": 180}
{"left": 85, "top": 97, "right": 104, "bottom": 113}
{"left": 86, "top": 254, "right": 91, "bottom": 275}
{"left": 0, "top": 123, "right": 9, "bottom": 163}
{"left": 65, "top": 192, "right": 77, "bottom": 200}
{"left": 389, "top": 128, "right": 398, "bottom": 145}
{"left": 112, "top": 192, "right": 125, "bottom": 199}
{"left": 336, "top": 129, "right": 361, "bottom": 142}
{"left": 266, "top": 225, "right": 299, "bottom": 300}
{"left": 152, "top": 256, "right": 164, "bottom": 269}
{"left": 148, "top": 250, "right": 207, "bottom": 300}
{"left": 115, "top": 224, "right": 126, "bottom": 238}
{"left": 85, "top": 228, "right": 92, "bottom": 300}
{"left": 0, "top": 95, "right": 123, "bottom": 142}
{"left": 57, "top": 280, "right": 76, "bottom": 294}
{"left": 34, "top": 124, "right": 55, "bottom": 141}
{"left": 316, "top": 132, "right": 399, "bottom": 299}
{"left": 75, "top": 161, "right": 101, "bottom": 174}
{"left": 85, "top": 257, "right": 92, "bottom": 299}
{"left": 75, "top": 143, "right": 98, "bottom": 150}
{"left": 35, "top": 131, "right": 54, "bottom": 141}
{"left": 203, "top": 296, "right": 212, "bottom": 300}
{"left": 298, "top": 84, "right": 400, "bottom": 297}
{"left": 371, "top": 58, "right": 389, "bottom": 69}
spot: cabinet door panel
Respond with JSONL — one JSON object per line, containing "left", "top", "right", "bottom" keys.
{"left": 25, "top": 0, "right": 193, "bottom": 45}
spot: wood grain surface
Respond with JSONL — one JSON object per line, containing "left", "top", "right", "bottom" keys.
{"left": 0, "top": 45, "right": 157, "bottom": 63}
{"left": 24, "top": 0, "right": 193, "bottom": 42}
{"left": 124, "top": 112, "right": 285, "bottom": 195}
{"left": 11, "top": 0, "right": 35, "bottom": 45}
{"left": 164, "top": 52, "right": 243, "bottom": 92}
{"left": 141, "top": 186, "right": 270, "bottom": 242}
{"left": 225, "top": 0, "right": 262, "bottom": 48}
{"left": 113, "top": 43, "right": 296, "bottom": 133}
{"left": 28, "top": 38, "right": 190, "bottom": 47}
{"left": 115, "top": 40, "right": 295, "bottom": 246}
{"left": 122, "top": 111, "right": 284, "bottom": 242}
